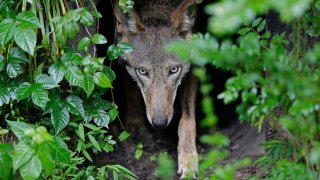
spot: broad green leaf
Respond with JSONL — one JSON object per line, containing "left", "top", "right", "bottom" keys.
{"left": 65, "top": 66, "right": 84, "bottom": 87}
{"left": 65, "top": 95, "right": 84, "bottom": 117}
{"left": 77, "top": 37, "right": 91, "bottom": 51}
{"left": 61, "top": 53, "right": 82, "bottom": 66}
{"left": 80, "top": 11, "right": 94, "bottom": 26}
{"left": 117, "top": 42, "right": 134, "bottom": 53}
{"left": 35, "top": 74, "right": 59, "bottom": 89}
{"left": 51, "top": 104, "right": 69, "bottom": 135}
{"left": 6, "top": 120, "right": 33, "bottom": 138}
{"left": 108, "top": 109, "right": 118, "bottom": 123}
{"left": 20, "top": 156, "right": 42, "bottom": 180}
{"left": 12, "top": 142, "right": 34, "bottom": 172}
{"left": 16, "top": 11, "right": 41, "bottom": 28}
{"left": 83, "top": 73, "right": 94, "bottom": 97}
{"left": 48, "top": 63, "right": 65, "bottom": 84}
{"left": 0, "top": 86, "right": 11, "bottom": 106}
{"left": 103, "top": 66, "right": 116, "bottom": 81}
{"left": 93, "top": 72, "right": 112, "bottom": 88}
{"left": 252, "top": 17, "right": 262, "bottom": 27}
{"left": 0, "top": 18, "right": 16, "bottom": 46}
{"left": 93, "top": 110, "right": 110, "bottom": 127}
{"left": 36, "top": 143, "right": 54, "bottom": 174}
{"left": 34, "top": 62, "right": 44, "bottom": 77}
{"left": 6, "top": 61, "right": 23, "bottom": 78}
{"left": 0, "top": 55, "right": 5, "bottom": 71}
{"left": 31, "top": 84, "right": 49, "bottom": 109}
{"left": 88, "top": 134, "right": 101, "bottom": 151}
{"left": 257, "top": 19, "right": 266, "bottom": 32}
{"left": 78, "top": 123, "right": 85, "bottom": 142}
{"left": 0, "top": 147, "right": 13, "bottom": 180}
{"left": 8, "top": 47, "right": 28, "bottom": 63}
{"left": 49, "top": 137, "right": 70, "bottom": 163}
{"left": 107, "top": 44, "right": 122, "bottom": 60}
{"left": 14, "top": 27, "right": 36, "bottom": 55}
{"left": 92, "top": 33, "right": 107, "bottom": 44}
{"left": 118, "top": 131, "right": 130, "bottom": 142}
{"left": 16, "top": 82, "right": 33, "bottom": 100}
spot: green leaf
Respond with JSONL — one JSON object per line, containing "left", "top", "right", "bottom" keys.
{"left": 83, "top": 73, "right": 94, "bottom": 97}
{"left": 36, "top": 143, "right": 54, "bottom": 174}
{"left": 117, "top": 42, "right": 134, "bottom": 53}
{"left": 65, "top": 95, "right": 84, "bottom": 117}
{"left": 61, "top": 53, "right": 83, "bottom": 66}
{"left": 35, "top": 74, "right": 59, "bottom": 89}
{"left": 78, "top": 123, "right": 85, "bottom": 142}
{"left": 257, "top": 19, "right": 266, "bottom": 32}
{"left": 107, "top": 44, "right": 122, "bottom": 60}
{"left": 20, "top": 156, "right": 42, "bottom": 180}
{"left": 77, "top": 37, "right": 91, "bottom": 51}
{"left": 92, "top": 33, "right": 107, "bottom": 44}
{"left": 31, "top": 84, "right": 49, "bottom": 109}
{"left": 65, "top": 66, "right": 84, "bottom": 87}
{"left": 93, "top": 72, "right": 112, "bottom": 88}
{"left": 14, "top": 27, "right": 37, "bottom": 55}
{"left": 8, "top": 47, "right": 28, "bottom": 63}
{"left": 103, "top": 66, "right": 116, "bottom": 81}
{"left": 0, "top": 18, "right": 16, "bottom": 46}
{"left": 0, "top": 86, "right": 11, "bottom": 106}
{"left": 118, "top": 131, "right": 130, "bottom": 142}
{"left": 12, "top": 142, "right": 34, "bottom": 172}
{"left": 0, "top": 55, "right": 5, "bottom": 71}
{"left": 252, "top": 17, "right": 262, "bottom": 27}
{"left": 80, "top": 10, "right": 94, "bottom": 26}
{"left": 94, "top": 110, "right": 110, "bottom": 128}
{"left": 51, "top": 104, "right": 69, "bottom": 135}
{"left": 108, "top": 109, "right": 118, "bottom": 123}
{"left": 48, "top": 63, "right": 65, "bottom": 84}
{"left": 6, "top": 61, "right": 23, "bottom": 78}
{"left": 49, "top": 137, "right": 70, "bottom": 163}
{"left": 88, "top": 134, "right": 101, "bottom": 152}
{"left": 238, "top": 27, "right": 251, "bottom": 35}
{"left": 16, "top": 11, "right": 41, "bottom": 28}
{"left": 16, "top": 82, "right": 33, "bottom": 100}
{"left": 6, "top": 120, "right": 33, "bottom": 138}
{"left": 0, "top": 146, "right": 13, "bottom": 180}
{"left": 135, "top": 149, "right": 143, "bottom": 160}
{"left": 82, "top": 149, "right": 92, "bottom": 162}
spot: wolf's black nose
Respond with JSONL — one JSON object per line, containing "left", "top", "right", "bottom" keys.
{"left": 152, "top": 117, "right": 168, "bottom": 128}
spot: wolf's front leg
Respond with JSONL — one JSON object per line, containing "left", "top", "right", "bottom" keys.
{"left": 178, "top": 72, "right": 198, "bottom": 179}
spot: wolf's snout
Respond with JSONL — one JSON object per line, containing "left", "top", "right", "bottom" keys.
{"left": 151, "top": 117, "right": 168, "bottom": 128}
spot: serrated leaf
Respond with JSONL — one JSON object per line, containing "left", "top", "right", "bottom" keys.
{"left": 117, "top": 42, "right": 134, "bottom": 53}
{"left": 48, "top": 63, "right": 65, "bottom": 84}
{"left": 20, "top": 156, "right": 42, "bottom": 180}
{"left": 0, "top": 18, "right": 16, "bottom": 46}
{"left": 51, "top": 104, "right": 69, "bottom": 135}
{"left": 16, "top": 82, "right": 33, "bottom": 100}
{"left": 14, "top": 27, "right": 36, "bottom": 55}
{"left": 12, "top": 142, "right": 34, "bottom": 172}
{"left": 6, "top": 120, "right": 33, "bottom": 138}
{"left": 92, "top": 33, "right": 107, "bottom": 44}
{"left": 16, "top": 11, "right": 41, "bottom": 28}
{"left": 83, "top": 73, "right": 94, "bottom": 97}
{"left": 65, "top": 95, "right": 84, "bottom": 117}
{"left": 93, "top": 72, "right": 112, "bottom": 88}
{"left": 0, "top": 55, "right": 5, "bottom": 71}
{"left": 78, "top": 123, "right": 85, "bottom": 142}
{"left": 65, "top": 66, "right": 84, "bottom": 87}
{"left": 88, "top": 134, "right": 101, "bottom": 152}
{"left": 80, "top": 10, "right": 94, "bottom": 26}
{"left": 107, "top": 44, "right": 122, "bottom": 60}
{"left": 77, "top": 37, "right": 91, "bottom": 51}
{"left": 31, "top": 84, "right": 49, "bottom": 109}
{"left": 257, "top": 19, "right": 266, "bottom": 33}
{"left": 61, "top": 53, "right": 83, "bottom": 66}
{"left": 118, "top": 131, "right": 130, "bottom": 142}
{"left": 35, "top": 74, "right": 59, "bottom": 89}
{"left": 94, "top": 110, "right": 110, "bottom": 128}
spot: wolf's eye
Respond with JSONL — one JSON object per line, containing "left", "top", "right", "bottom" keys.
{"left": 137, "top": 68, "right": 147, "bottom": 76}
{"left": 169, "top": 66, "right": 180, "bottom": 75}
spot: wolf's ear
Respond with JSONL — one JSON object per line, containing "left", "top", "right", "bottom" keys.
{"left": 114, "top": 2, "right": 145, "bottom": 36}
{"left": 172, "top": 0, "right": 202, "bottom": 34}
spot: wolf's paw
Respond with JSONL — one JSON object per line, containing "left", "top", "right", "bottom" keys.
{"left": 178, "top": 151, "right": 198, "bottom": 179}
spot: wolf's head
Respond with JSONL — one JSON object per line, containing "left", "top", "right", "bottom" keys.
{"left": 114, "top": 0, "right": 201, "bottom": 127}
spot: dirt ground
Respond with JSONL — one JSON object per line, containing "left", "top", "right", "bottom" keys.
{"left": 94, "top": 118, "right": 266, "bottom": 179}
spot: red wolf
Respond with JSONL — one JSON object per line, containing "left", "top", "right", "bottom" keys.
{"left": 114, "top": 0, "right": 202, "bottom": 178}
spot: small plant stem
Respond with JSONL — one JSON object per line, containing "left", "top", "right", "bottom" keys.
{"left": 22, "top": 0, "right": 27, "bottom": 12}
{"left": 29, "top": 56, "right": 34, "bottom": 83}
